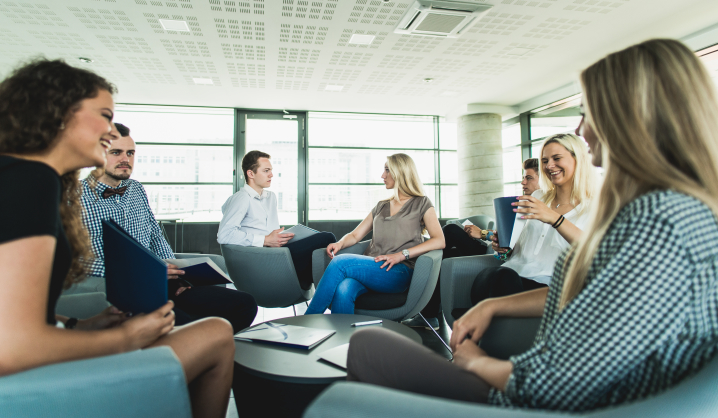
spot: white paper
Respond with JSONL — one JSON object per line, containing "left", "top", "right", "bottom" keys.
{"left": 164, "top": 257, "right": 231, "bottom": 281}
{"left": 317, "top": 343, "right": 350, "bottom": 369}
{"left": 509, "top": 199, "right": 531, "bottom": 249}
{"left": 461, "top": 219, "right": 474, "bottom": 226}
{"left": 284, "top": 224, "right": 319, "bottom": 243}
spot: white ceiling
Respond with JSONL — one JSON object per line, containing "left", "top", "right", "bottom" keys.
{"left": 1, "top": 0, "right": 717, "bottom": 117}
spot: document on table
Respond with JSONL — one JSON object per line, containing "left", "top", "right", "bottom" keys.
{"left": 235, "top": 322, "right": 335, "bottom": 350}
{"left": 317, "top": 343, "right": 350, "bottom": 369}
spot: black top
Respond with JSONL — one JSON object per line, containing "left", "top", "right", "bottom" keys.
{"left": 0, "top": 155, "right": 71, "bottom": 324}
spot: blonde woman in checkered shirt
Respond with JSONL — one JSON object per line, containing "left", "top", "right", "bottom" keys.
{"left": 346, "top": 38, "right": 718, "bottom": 412}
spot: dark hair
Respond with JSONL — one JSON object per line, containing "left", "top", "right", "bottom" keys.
{"left": 242, "top": 150, "right": 271, "bottom": 184}
{"left": 523, "top": 158, "right": 539, "bottom": 171}
{"left": 0, "top": 58, "right": 116, "bottom": 288}
{"left": 115, "top": 122, "right": 130, "bottom": 137}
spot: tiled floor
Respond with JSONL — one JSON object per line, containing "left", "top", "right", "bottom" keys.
{"left": 226, "top": 305, "right": 452, "bottom": 417}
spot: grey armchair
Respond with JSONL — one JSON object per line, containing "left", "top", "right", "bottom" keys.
{"left": 304, "top": 353, "right": 718, "bottom": 418}
{"left": 221, "top": 244, "right": 313, "bottom": 308}
{"left": 440, "top": 254, "right": 504, "bottom": 327}
{"left": 0, "top": 346, "right": 191, "bottom": 418}
{"left": 311, "top": 241, "right": 442, "bottom": 321}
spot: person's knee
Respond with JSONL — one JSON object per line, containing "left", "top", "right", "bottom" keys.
{"left": 335, "top": 279, "right": 357, "bottom": 300}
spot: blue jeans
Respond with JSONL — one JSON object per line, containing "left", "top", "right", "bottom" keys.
{"left": 305, "top": 254, "right": 413, "bottom": 315}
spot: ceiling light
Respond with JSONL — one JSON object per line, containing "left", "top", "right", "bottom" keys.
{"left": 423, "top": 78, "right": 434, "bottom": 83}
{"left": 324, "top": 84, "right": 344, "bottom": 91}
{"left": 506, "top": 47, "right": 533, "bottom": 56}
{"left": 349, "top": 34, "right": 375, "bottom": 45}
{"left": 160, "top": 19, "right": 190, "bottom": 31}
{"left": 78, "top": 57, "right": 94, "bottom": 63}
{"left": 193, "top": 78, "right": 214, "bottom": 85}
{"left": 440, "top": 91, "right": 460, "bottom": 97}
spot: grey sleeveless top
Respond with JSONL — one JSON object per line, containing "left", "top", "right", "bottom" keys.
{"left": 363, "top": 196, "right": 434, "bottom": 269}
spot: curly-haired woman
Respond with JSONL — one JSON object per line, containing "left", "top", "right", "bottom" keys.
{"left": 0, "top": 59, "right": 234, "bottom": 418}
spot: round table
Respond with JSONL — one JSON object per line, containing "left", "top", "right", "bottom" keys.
{"left": 235, "top": 313, "right": 421, "bottom": 383}
{"left": 233, "top": 314, "right": 421, "bottom": 417}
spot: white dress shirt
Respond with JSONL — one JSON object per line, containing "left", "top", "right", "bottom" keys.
{"left": 217, "top": 184, "right": 279, "bottom": 247}
{"left": 502, "top": 190, "right": 591, "bottom": 285}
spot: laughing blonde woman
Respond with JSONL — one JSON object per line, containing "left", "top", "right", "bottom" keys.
{"left": 346, "top": 39, "right": 718, "bottom": 412}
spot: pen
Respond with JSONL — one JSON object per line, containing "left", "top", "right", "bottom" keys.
{"left": 351, "top": 320, "right": 382, "bottom": 327}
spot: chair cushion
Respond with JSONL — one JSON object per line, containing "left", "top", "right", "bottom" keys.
{"left": 355, "top": 290, "right": 408, "bottom": 310}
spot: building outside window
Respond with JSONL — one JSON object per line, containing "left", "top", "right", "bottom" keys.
{"left": 307, "top": 112, "right": 458, "bottom": 220}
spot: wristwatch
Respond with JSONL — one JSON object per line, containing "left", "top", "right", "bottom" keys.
{"left": 402, "top": 249, "right": 410, "bottom": 260}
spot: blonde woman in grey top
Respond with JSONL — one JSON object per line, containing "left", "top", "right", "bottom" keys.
{"left": 305, "top": 153, "right": 445, "bottom": 315}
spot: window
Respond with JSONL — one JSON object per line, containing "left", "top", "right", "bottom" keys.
{"left": 307, "top": 112, "right": 457, "bottom": 220}
{"left": 113, "top": 105, "right": 234, "bottom": 222}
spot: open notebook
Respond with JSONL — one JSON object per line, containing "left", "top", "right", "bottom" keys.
{"left": 163, "top": 257, "right": 233, "bottom": 286}
{"left": 235, "top": 322, "right": 335, "bottom": 350}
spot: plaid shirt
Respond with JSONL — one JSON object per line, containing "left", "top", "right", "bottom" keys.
{"left": 489, "top": 190, "right": 718, "bottom": 411}
{"left": 81, "top": 178, "right": 174, "bottom": 277}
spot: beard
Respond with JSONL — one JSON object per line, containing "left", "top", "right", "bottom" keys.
{"left": 106, "top": 166, "right": 132, "bottom": 181}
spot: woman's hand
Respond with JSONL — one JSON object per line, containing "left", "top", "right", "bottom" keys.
{"left": 327, "top": 242, "right": 343, "bottom": 258}
{"left": 77, "top": 306, "right": 127, "bottom": 330}
{"left": 120, "top": 301, "right": 175, "bottom": 350}
{"left": 452, "top": 339, "right": 488, "bottom": 370}
{"left": 450, "top": 301, "right": 495, "bottom": 351}
{"left": 512, "top": 195, "right": 560, "bottom": 225}
{"left": 374, "top": 252, "right": 404, "bottom": 271}
{"left": 490, "top": 232, "right": 510, "bottom": 254}
{"left": 464, "top": 225, "right": 483, "bottom": 239}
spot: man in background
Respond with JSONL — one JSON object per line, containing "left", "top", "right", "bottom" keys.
{"left": 79, "top": 122, "right": 257, "bottom": 333}
{"left": 218, "top": 150, "right": 335, "bottom": 290}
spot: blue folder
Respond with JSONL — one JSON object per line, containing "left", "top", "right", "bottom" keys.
{"left": 493, "top": 196, "right": 518, "bottom": 248}
{"left": 103, "top": 219, "right": 168, "bottom": 315}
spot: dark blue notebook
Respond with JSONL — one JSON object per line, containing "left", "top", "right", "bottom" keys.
{"left": 103, "top": 219, "right": 167, "bottom": 315}
{"left": 493, "top": 196, "right": 518, "bottom": 248}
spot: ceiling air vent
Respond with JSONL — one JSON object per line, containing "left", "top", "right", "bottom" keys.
{"left": 394, "top": 0, "right": 493, "bottom": 38}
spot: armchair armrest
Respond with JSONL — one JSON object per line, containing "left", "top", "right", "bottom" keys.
{"left": 55, "top": 292, "right": 110, "bottom": 319}
{"left": 303, "top": 382, "right": 560, "bottom": 418}
{"left": 440, "top": 255, "right": 503, "bottom": 327}
{"left": 312, "top": 241, "right": 371, "bottom": 289}
{"left": 0, "top": 347, "right": 191, "bottom": 418}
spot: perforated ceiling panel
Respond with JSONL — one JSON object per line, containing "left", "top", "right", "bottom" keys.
{"left": 0, "top": 0, "right": 703, "bottom": 115}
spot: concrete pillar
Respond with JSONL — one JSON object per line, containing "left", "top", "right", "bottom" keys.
{"left": 457, "top": 113, "right": 503, "bottom": 219}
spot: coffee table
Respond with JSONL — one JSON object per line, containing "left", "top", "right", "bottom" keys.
{"left": 233, "top": 314, "right": 420, "bottom": 417}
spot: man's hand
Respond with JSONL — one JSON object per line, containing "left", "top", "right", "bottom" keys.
{"left": 263, "top": 227, "right": 295, "bottom": 247}
{"left": 374, "top": 252, "right": 405, "bottom": 271}
{"left": 167, "top": 263, "right": 190, "bottom": 296}
{"left": 464, "top": 225, "right": 483, "bottom": 239}
{"left": 167, "top": 263, "right": 185, "bottom": 280}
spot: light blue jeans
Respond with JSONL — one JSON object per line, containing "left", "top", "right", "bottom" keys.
{"left": 305, "top": 254, "right": 413, "bottom": 315}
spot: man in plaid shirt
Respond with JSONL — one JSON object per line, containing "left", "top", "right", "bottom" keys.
{"left": 79, "top": 123, "right": 257, "bottom": 333}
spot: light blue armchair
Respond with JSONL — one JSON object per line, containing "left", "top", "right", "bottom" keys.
{"left": 0, "top": 346, "right": 191, "bottom": 418}
{"left": 303, "top": 353, "right": 718, "bottom": 417}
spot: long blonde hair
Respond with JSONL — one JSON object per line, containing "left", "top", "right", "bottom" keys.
{"left": 538, "top": 133, "right": 596, "bottom": 213}
{"left": 560, "top": 39, "right": 718, "bottom": 309}
{"left": 383, "top": 153, "right": 426, "bottom": 202}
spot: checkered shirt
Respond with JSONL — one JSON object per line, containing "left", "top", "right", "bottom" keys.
{"left": 489, "top": 190, "right": 718, "bottom": 411}
{"left": 80, "top": 178, "right": 174, "bottom": 277}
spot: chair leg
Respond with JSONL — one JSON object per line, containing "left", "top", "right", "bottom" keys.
{"left": 292, "top": 304, "right": 297, "bottom": 316}
{"left": 418, "top": 313, "right": 453, "bottom": 360}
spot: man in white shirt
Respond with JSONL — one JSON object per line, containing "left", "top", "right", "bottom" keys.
{"left": 218, "top": 150, "right": 335, "bottom": 289}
